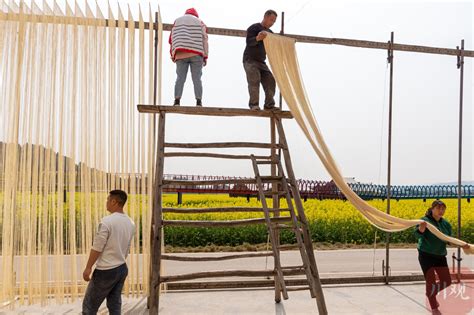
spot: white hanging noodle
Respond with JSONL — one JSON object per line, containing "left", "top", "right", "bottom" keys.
{"left": 263, "top": 33, "right": 473, "bottom": 255}
{"left": 0, "top": 1, "right": 159, "bottom": 307}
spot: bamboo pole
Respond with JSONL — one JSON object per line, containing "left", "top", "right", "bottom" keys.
{"left": 2, "top": 13, "right": 473, "bottom": 57}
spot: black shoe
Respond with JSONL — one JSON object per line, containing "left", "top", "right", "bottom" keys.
{"left": 196, "top": 99, "right": 202, "bottom": 107}
{"left": 173, "top": 99, "right": 180, "bottom": 106}
{"left": 264, "top": 104, "right": 276, "bottom": 110}
{"left": 249, "top": 105, "right": 260, "bottom": 110}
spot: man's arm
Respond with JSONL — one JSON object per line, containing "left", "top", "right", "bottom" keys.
{"left": 246, "top": 25, "right": 260, "bottom": 47}
{"left": 83, "top": 222, "right": 109, "bottom": 281}
{"left": 83, "top": 249, "right": 101, "bottom": 281}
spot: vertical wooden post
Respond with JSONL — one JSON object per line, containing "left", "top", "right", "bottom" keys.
{"left": 273, "top": 11, "right": 284, "bottom": 302}
{"left": 270, "top": 116, "right": 281, "bottom": 303}
{"left": 385, "top": 31, "right": 394, "bottom": 285}
{"left": 456, "top": 40, "right": 464, "bottom": 278}
{"left": 148, "top": 12, "right": 160, "bottom": 311}
{"left": 149, "top": 112, "right": 166, "bottom": 314}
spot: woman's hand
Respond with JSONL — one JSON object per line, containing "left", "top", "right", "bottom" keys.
{"left": 418, "top": 221, "right": 427, "bottom": 233}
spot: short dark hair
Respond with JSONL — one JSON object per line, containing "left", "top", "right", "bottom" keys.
{"left": 264, "top": 10, "right": 277, "bottom": 17}
{"left": 109, "top": 190, "right": 128, "bottom": 207}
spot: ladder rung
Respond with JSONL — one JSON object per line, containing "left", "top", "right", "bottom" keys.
{"left": 263, "top": 191, "right": 287, "bottom": 196}
{"left": 163, "top": 216, "right": 292, "bottom": 227}
{"left": 163, "top": 207, "right": 289, "bottom": 214}
{"left": 165, "top": 142, "right": 281, "bottom": 149}
{"left": 281, "top": 265, "right": 305, "bottom": 270}
{"left": 256, "top": 160, "right": 278, "bottom": 165}
{"left": 164, "top": 152, "right": 272, "bottom": 160}
{"left": 260, "top": 176, "right": 284, "bottom": 182}
{"left": 272, "top": 224, "right": 293, "bottom": 229}
{"left": 277, "top": 244, "right": 301, "bottom": 250}
{"left": 287, "top": 286, "right": 311, "bottom": 292}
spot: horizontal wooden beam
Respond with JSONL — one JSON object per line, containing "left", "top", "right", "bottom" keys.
{"left": 162, "top": 216, "right": 292, "bottom": 227}
{"left": 162, "top": 252, "right": 273, "bottom": 261}
{"left": 278, "top": 244, "right": 301, "bottom": 250}
{"left": 162, "top": 179, "right": 256, "bottom": 186}
{"left": 137, "top": 105, "right": 293, "bottom": 118}
{"left": 162, "top": 207, "right": 290, "bottom": 214}
{"left": 163, "top": 24, "right": 473, "bottom": 58}
{"left": 163, "top": 274, "right": 428, "bottom": 290}
{"left": 165, "top": 142, "right": 283, "bottom": 149}
{"left": 160, "top": 267, "right": 305, "bottom": 283}
{"left": 164, "top": 152, "right": 272, "bottom": 160}
{"left": 1, "top": 13, "right": 471, "bottom": 57}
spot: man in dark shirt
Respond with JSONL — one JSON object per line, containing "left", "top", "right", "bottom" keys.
{"left": 243, "top": 10, "right": 277, "bottom": 110}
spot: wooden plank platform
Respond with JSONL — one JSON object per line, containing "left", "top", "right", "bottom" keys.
{"left": 137, "top": 105, "right": 293, "bottom": 119}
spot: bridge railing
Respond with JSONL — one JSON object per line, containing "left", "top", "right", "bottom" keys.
{"left": 160, "top": 174, "right": 473, "bottom": 200}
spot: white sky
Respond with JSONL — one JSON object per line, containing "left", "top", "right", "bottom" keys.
{"left": 74, "top": 1, "right": 474, "bottom": 184}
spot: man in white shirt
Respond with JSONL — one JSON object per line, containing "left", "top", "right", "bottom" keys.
{"left": 82, "top": 190, "right": 136, "bottom": 315}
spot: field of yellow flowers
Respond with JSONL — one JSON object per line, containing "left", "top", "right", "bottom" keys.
{"left": 163, "top": 194, "right": 474, "bottom": 247}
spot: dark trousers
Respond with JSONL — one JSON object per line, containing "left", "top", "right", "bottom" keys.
{"left": 418, "top": 250, "right": 452, "bottom": 309}
{"left": 82, "top": 263, "right": 128, "bottom": 315}
{"left": 243, "top": 60, "right": 276, "bottom": 108}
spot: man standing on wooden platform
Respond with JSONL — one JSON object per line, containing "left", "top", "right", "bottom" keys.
{"left": 82, "top": 190, "right": 135, "bottom": 315}
{"left": 243, "top": 10, "right": 277, "bottom": 110}
{"left": 170, "top": 8, "right": 209, "bottom": 107}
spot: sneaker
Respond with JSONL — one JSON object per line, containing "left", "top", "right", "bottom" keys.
{"left": 249, "top": 105, "right": 260, "bottom": 110}
{"left": 196, "top": 99, "right": 202, "bottom": 107}
{"left": 264, "top": 104, "right": 276, "bottom": 110}
{"left": 173, "top": 99, "right": 180, "bottom": 106}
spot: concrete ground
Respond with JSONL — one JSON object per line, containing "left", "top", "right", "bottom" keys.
{"left": 3, "top": 248, "right": 474, "bottom": 314}
{"left": 7, "top": 282, "right": 474, "bottom": 314}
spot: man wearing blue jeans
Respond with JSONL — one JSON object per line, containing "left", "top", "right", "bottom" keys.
{"left": 169, "top": 8, "right": 209, "bottom": 106}
{"left": 82, "top": 190, "right": 135, "bottom": 315}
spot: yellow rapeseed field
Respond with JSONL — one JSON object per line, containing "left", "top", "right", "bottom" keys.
{"left": 162, "top": 194, "right": 474, "bottom": 247}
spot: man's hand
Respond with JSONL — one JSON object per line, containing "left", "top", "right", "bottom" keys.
{"left": 203, "top": 59, "right": 207, "bottom": 67}
{"left": 83, "top": 249, "right": 101, "bottom": 282}
{"left": 256, "top": 31, "right": 267, "bottom": 41}
{"left": 418, "top": 221, "right": 427, "bottom": 233}
{"left": 83, "top": 267, "right": 92, "bottom": 282}
{"left": 462, "top": 243, "right": 470, "bottom": 250}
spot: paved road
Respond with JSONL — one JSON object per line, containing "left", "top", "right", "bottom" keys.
{"left": 163, "top": 248, "right": 474, "bottom": 277}
{"left": 2, "top": 248, "right": 473, "bottom": 281}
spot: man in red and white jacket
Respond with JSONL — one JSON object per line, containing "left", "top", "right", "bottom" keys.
{"left": 169, "top": 8, "right": 208, "bottom": 107}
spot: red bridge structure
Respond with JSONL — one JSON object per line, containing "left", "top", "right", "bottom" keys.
{"left": 163, "top": 174, "right": 473, "bottom": 203}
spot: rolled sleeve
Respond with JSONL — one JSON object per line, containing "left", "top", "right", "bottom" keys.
{"left": 92, "top": 222, "right": 109, "bottom": 252}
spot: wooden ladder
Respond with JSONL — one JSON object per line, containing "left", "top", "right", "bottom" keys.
{"left": 251, "top": 155, "right": 321, "bottom": 301}
{"left": 138, "top": 105, "right": 327, "bottom": 315}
